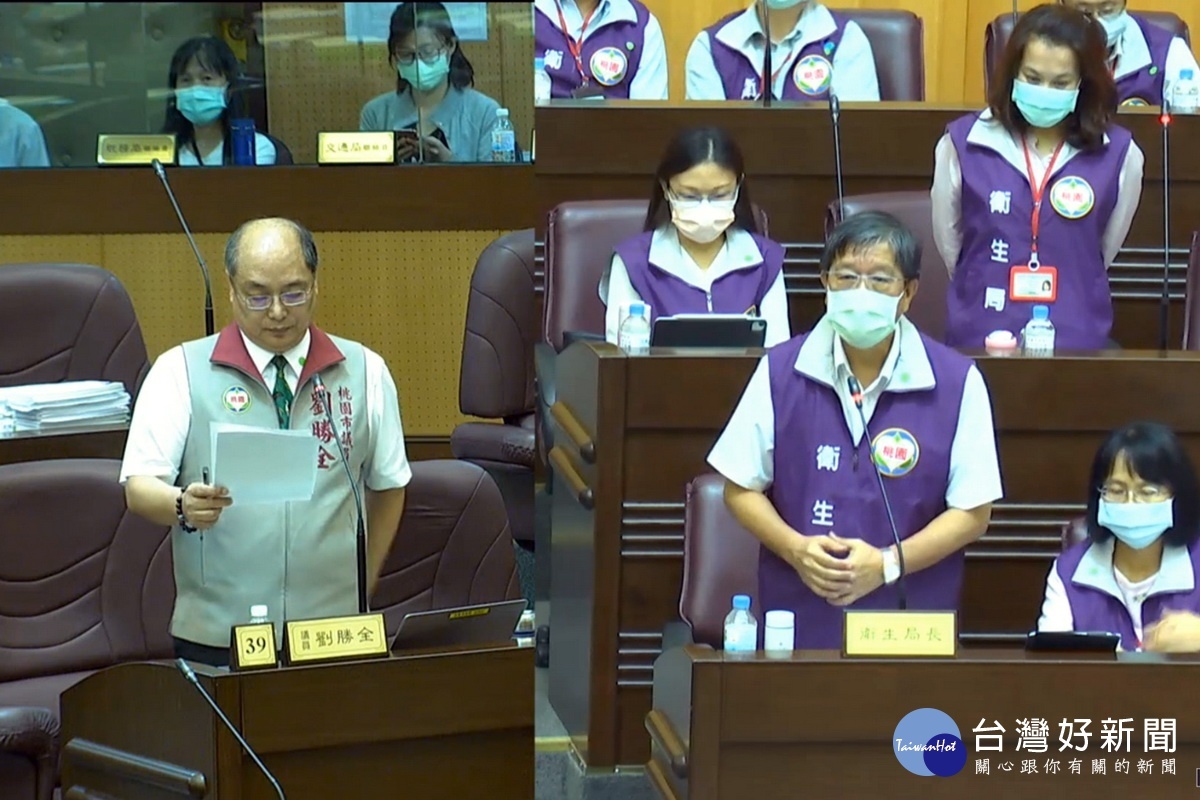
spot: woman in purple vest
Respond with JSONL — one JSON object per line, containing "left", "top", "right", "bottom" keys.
{"left": 932, "top": 4, "right": 1144, "bottom": 351}
{"left": 600, "top": 126, "right": 791, "bottom": 346}
{"left": 1038, "top": 421, "right": 1200, "bottom": 652}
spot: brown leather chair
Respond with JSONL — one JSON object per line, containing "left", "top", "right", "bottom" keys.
{"left": 1183, "top": 232, "right": 1200, "bottom": 350}
{"left": 0, "top": 264, "right": 150, "bottom": 400}
{"left": 985, "top": 12, "right": 1190, "bottom": 95}
{"left": 0, "top": 459, "right": 174, "bottom": 800}
{"left": 825, "top": 192, "right": 948, "bottom": 343}
{"left": 839, "top": 10, "right": 925, "bottom": 101}
{"left": 371, "top": 459, "right": 521, "bottom": 636}
{"left": 450, "top": 230, "right": 537, "bottom": 545}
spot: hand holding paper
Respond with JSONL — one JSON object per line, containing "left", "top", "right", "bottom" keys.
{"left": 210, "top": 423, "right": 318, "bottom": 505}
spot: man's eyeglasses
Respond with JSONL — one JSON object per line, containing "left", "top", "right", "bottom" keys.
{"left": 237, "top": 289, "right": 311, "bottom": 312}
{"left": 826, "top": 271, "right": 904, "bottom": 295}
{"left": 393, "top": 46, "right": 446, "bottom": 66}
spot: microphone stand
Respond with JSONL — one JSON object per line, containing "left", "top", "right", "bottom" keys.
{"left": 315, "top": 375, "right": 369, "bottom": 613}
{"left": 152, "top": 159, "right": 214, "bottom": 337}
{"left": 830, "top": 94, "right": 845, "bottom": 218}
{"left": 1159, "top": 98, "right": 1173, "bottom": 351}
{"left": 761, "top": 1, "right": 772, "bottom": 107}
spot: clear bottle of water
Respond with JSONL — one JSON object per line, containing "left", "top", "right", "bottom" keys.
{"left": 514, "top": 608, "right": 536, "bottom": 647}
{"left": 490, "top": 108, "right": 516, "bottom": 163}
{"left": 1172, "top": 69, "right": 1200, "bottom": 114}
{"left": 723, "top": 594, "right": 757, "bottom": 654}
{"left": 617, "top": 302, "right": 651, "bottom": 355}
{"left": 1021, "top": 304, "right": 1056, "bottom": 357}
{"left": 534, "top": 56, "right": 552, "bottom": 106}
{"left": 249, "top": 604, "right": 269, "bottom": 625}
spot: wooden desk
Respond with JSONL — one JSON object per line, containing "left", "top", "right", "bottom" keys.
{"left": 548, "top": 343, "right": 1200, "bottom": 767}
{"left": 0, "top": 423, "right": 128, "bottom": 466}
{"left": 646, "top": 646, "right": 1200, "bottom": 800}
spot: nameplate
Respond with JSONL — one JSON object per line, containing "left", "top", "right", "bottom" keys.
{"left": 843, "top": 610, "right": 957, "bottom": 658}
{"left": 317, "top": 132, "right": 395, "bottom": 164}
{"left": 229, "top": 623, "right": 278, "bottom": 671}
{"left": 96, "top": 134, "right": 176, "bottom": 165}
{"left": 283, "top": 613, "right": 389, "bottom": 665}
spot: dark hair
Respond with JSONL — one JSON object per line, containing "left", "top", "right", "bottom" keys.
{"left": 1085, "top": 421, "right": 1200, "bottom": 548}
{"left": 820, "top": 211, "right": 922, "bottom": 281}
{"left": 389, "top": 2, "right": 475, "bottom": 93}
{"left": 644, "top": 126, "right": 758, "bottom": 234}
{"left": 225, "top": 218, "right": 319, "bottom": 279}
{"left": 162, "top": 36, "right": 245, "bottom": 165}
{"left": 988, "top": 4, "right": 1116, "bottom": 152}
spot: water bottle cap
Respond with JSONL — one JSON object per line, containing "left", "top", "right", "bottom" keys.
{"left": 764, "top": 610, "right": 794, "bottom": 627}
{"left": 732, "top": 594, "right": 751, "bottom": 610}
{"left": 535, "top": 56, "right": 545, "bottom": 69}
{"left": 1032, "top": 305, "right": 1050, "bottom": 320}
{"left": 250, "top": 604, "right": 268, "bottom": 618}
{"left": 1183, "top": 69, "right": 1196, "bottom": 80}
{"left": 629, "top": 302, "right": 646, "bottom": 316}
{"left": 497, "top": 108, "right": 510, "bottom": 117}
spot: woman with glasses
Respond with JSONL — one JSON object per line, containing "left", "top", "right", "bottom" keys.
{"left": 1038, "top": 421, "right": 1200, "bottom": 651}
{"left": 360, "top": 2, "right": 506, "bottom": 163}
{"left": 600, "top": 126, "right": 790, "bottom": 346}
{"left": 931, "top": 4, "right": 1144, "bottom": 350}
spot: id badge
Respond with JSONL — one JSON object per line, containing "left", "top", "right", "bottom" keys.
{"left": 570, "top": 81, "right": 606, "bottom": 100}
{"left": 1009, "top": 265, "right": 1058, "bottom": 303}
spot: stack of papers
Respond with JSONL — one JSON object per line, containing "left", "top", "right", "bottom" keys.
{"left": 0, "top": 381, "right": 130, "bottom": 434}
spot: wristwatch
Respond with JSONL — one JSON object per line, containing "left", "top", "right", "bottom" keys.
{"left": 881, "top": 546, "right": 901, "bottom": 585}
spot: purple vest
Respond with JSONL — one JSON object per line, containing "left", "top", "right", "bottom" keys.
{"left": 1116, "top": 16, "right": 1175, "bottom": 105}
{"left": 613, "top": 229, "right": 784, "bottom": 323}
{"left": 944, "top": 113, "right": 1131, "bottom": 350}
{"left": 705, "top": 10, "right": 847, "bottom": 101}
{"left": 1055, "top": 541, "right": 1200, "bottom": 650}
{"left": 762, "top": 330, "right": 971, "bottom": 649}
{"left": 534, "top": 2, "right": 649, "bottom": 100}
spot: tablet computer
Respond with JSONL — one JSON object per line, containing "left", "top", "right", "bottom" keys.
{"left": 390, "top": 599, "right": 527, "bottom": 652}
{"left": 650, "top": 314, "right": 767, "bottom": 348}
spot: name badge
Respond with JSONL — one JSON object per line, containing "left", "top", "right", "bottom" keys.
{"left": 1009, "top": 265, "right": 1058, "bottom": 303}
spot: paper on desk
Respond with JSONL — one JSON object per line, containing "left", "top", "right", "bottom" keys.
{"left": 210, "top": 423, "right": 317, "bottom": 505}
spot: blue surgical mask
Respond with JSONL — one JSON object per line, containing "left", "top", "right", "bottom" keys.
{"left": 1099, "top": 12, "right": 1129, "bottom": 48}
{"left": 398, "top": 53, "right": 450, "bottom": 92}
{"left": 175, "top": 85, "right": 228, "bottom": 126}
{"left": 1011, "top": 79, "right": 1079, "bottom": 128}
{"left": 1098, "top": 498, "right": 1174, "bottom": 550}
{"left": 825, "top": 288, "right": 901, "bottom": 350}
{"left": 764, "top": 0, "right": 805, "bottom": 9}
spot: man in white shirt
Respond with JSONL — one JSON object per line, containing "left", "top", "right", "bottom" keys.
{"left": 686, "top": 0, "right": 880, "bottom": 102}
{"left": 122, "top": 217, "right": 411, "bottom": 666}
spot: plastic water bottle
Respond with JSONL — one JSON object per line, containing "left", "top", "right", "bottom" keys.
{"left": 1172, "top": 69, "right": 1200, "bottom": 114}
{"left": 490, "top": 108, "right": 516, "bottom": 163}
{"left": 723, "top": 594, "right": 757, "bottom": 654}
{"left": 534, "top": 56, "right": 552, "bottom": 106}
{"left": 230, "top": 118, "right": 256, "bottom": 165}
{"left": 617, "top": 302, "right": 651, "bottom": 354}
{"left": 514, "top": 608, "right": 536, "bottom": 647}
{"left": 249, "top": 604, "right": 269, "bottom": 625}
{"left": 1021, "top": 304, "right": 1056, "bottom": 357}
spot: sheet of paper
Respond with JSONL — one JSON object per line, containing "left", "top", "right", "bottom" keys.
{"left": 343, "top": 2, "right": 490, "bottom": 43}
{"left": 210, "top": 423, "right": 318, "bottom": 506}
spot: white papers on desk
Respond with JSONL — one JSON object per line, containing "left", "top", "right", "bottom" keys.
{"left": 210, "top": 423, "right": 318, "bottom": 506}
{"left": 0, "top": 381, "right": 130, "bottom": 432}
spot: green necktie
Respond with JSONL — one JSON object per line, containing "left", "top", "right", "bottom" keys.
{"left": 270, "top": 355, "right": 293, "bottom": 429}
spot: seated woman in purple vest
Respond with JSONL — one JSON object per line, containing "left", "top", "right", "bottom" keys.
{"left": 932, "top": 4, "right": 1144, "bottom": 351}
{"left": 1060, "top": 0, "right": 1200, "bottom": 107}
{"left": 600, "top": 126, "right": 791, "bottom": 347}
{"left": 708, "top": 212, "right": 1003, "bottom": 650}
{"left": 685, "top": 0, "right": 879, "bottom": 102}
{"left": 1038, "top": 421, "right": 1200, "bottom": 652}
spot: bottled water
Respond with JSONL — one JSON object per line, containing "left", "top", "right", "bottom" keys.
{"left": 249, "top": 604, "right": 269, "bottom": 625}
{"left": 723, "top": 594, "right": 758, "bottom": 654}
{"left": 514, "top": 608, "right": 536, "bottom": 647}
{"left": 534, "top": 57, "right": 552, "bottom": 106}
{"left": 1021, "top": 304, "right": 1056, "bottom": 357}
{"left": 490, "top": 108, "right": 516, "bottom": 163}
{"left": 617, "top": 302, "right": 651, "bottom": 354}
{"left": 1172, "top": 69, "right": 1200, "bottom": 114}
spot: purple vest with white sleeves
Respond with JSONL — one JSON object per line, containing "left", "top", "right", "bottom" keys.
{"left": 1054, "top": 540, "right": 1200, "bottom": 650}
{"left": 762, "top": 329, "right": 971, "bottom": 649}
{"left": 1116, "top": 16, "right": 1175, "bottom": 106}
{"left": 944, "top": 113, "right": 1131, "bottom": 351}
{"left": 613, "top": 229, "right": 784, "bottom": 324}
{"left": 534, "top": 2, "right": 649, "bottom": 100}
{"left": 705, "top": 10, "right": 847, "bottom": 101}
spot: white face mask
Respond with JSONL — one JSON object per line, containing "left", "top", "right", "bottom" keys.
{"left": 1098, "top": 11, "right": 1129, "bottom": 48}
{"left": 669, "top": 197, "right": 737, "bottom": 245}
{"left": 825, "top": 287, "right": 901, "bottom": 349}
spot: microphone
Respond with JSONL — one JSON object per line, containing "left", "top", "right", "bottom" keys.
{"left": 313, "top": 374, "right": 369, "bottom": 613}
{"left": 761, "top": 0, "right": 772, "bottom": 107}
{"left": 175, "top": 659, "right": 286, "bottom": 800}
{"left": 1159, "top": 97, "right": 1173, "bottom": 350}
{"left": 846, "top": 376, "right": 908, "bottom": 610}
{"left": 152, "top": 158, "right": 214, "bottom": 337}
{"left": 1011, "top": 0, "right": 1018, "bottom": 27}
{"left": 830, "top": 93, "right": 846, "bottom": 218}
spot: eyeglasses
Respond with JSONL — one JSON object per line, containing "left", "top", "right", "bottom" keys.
{"left": 237, "top": 288, "right": 311, "bottom": 312}
{"left": 393, "top": 46, "right": 446, "bottom": 66}
{"left": 664, "top": 183, "right": 741, "bottom": 210}
{"left": 827, "top": 270, "right": 905, "bottom": 295}
{"left": 1098, "top": 484, "right": 1172, "bottom": 504}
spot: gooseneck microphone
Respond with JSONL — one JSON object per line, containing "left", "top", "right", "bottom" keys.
{"left": 761, "top": 0, "right": 773, "bottom": 107}
{"left": 175, "top": 659, "right": 286, "bottom": 799}
{"left": 847, "top": 376, "right": 907, "bottom": 610}
{"left": 313, "top": 374, "right": 369, "bottom": 613}
{"left": 152, "top": 158, "right": 214, "bottom": 337}
{"left": 1159, "top": 97, "right": 1173, "bottom": 351}
{"left": 830, "top": 93, "right": 846, "bottom": 218}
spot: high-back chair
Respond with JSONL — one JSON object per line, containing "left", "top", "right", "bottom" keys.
{"left": 839, "top": 10, "right": 925, "bottom": 101}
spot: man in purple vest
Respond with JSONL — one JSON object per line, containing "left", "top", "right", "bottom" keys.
{"left": 533, "top": 0, "right": 668, "bottom": 100}
{"left": 686, "top": 1, "right": 879, "bottom": 101}
{"left": 1060, "top": 1, "right": 1200, "bottom": 106}
{"left": 708, "top": 212, "right": 1003, "bottom": 650}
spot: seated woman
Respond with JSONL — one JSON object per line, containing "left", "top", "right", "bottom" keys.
{"left": 600, "top": 126, "right": 791, "bottom": 346}
{"left": 360, "top": 1, "right": 505, "bottom": 163}
{"left": 1038, "top": 421, "right": 1200, "bottom": 652}
{"left": 165, "top": 36, "right": 279, "bottom": 166}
